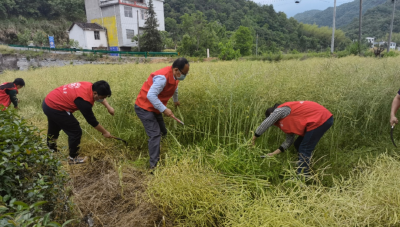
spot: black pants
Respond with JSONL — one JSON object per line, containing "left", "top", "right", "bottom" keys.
{"left": 42, "top": 100, "right": 82, "bottom": 158}
{"left": 293, "top": 116, "right": 334, "bottom": 174}
{"left": 134, "top": 104, "right": 167, "bottom": 168}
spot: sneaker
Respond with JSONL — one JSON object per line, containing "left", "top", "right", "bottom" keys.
{"left": 149, "top": 165, "right": 157, "bottom": 175}
{"left": 68, "top": 156, "right": 88, "bottom": 164}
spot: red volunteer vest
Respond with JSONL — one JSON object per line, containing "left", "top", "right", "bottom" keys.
{"left": 0, "top": 82, "right": 18, "bottom": 110}
{"left": 135, "top": 66, "right": 179, "bottom": 114}
{"left": 45, "top": 82, "right": 94, "bottom": 112}
{"left": 274, "top": 101, "right": 332, "bottom": 136}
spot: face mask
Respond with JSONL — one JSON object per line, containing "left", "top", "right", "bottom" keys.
{"left": 176, "top": 74, "right": 186, "bottom": 81}
{"left": 94, "top": 94, "right": 104, "bottom": 103}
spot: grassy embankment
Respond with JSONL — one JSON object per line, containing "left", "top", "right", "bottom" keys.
{"left": 2, "top": 56, "right": 400, "bottom": 226}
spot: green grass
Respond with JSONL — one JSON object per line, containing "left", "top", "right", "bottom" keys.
{"left": 2, "top": 56, "right": 400, "bottom": 225}
{"left": 0, "top": 45, "right": 17, "bottom": 54}
{"left": 0, "top": 45, "right": 46, "bottom": 59}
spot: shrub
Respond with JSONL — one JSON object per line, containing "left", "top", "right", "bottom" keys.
{"left": 84, "top": 53, "right": 98, "bottom": 61}
{"left": 384, "top": 50, "right": 399, "bottom": 57}
{"left": 346, "top": 42, "right": 360, "bottom": 55}
{"left": 336, "top": 50, "right": 350, "bottom": 58}
{"left": 0, "top": 197, "right": 74, "bottom": 227}
{"left": 291, "top": 49, "right": 299, "bottom": 54}
{"left": 0, "top": 109, "right": 68, "bottom": 215}
{"left": 363, "top": 50, "right": 375, "bottom": 57}
{"left": 218, "top": 41, "right": 240, "bottom": 60}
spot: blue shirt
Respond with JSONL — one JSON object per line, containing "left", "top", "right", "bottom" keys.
{"left": 147, "top": 75, "right": 178, "bottom": 113}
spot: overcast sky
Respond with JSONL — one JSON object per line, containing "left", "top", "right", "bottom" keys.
{"left": 252, "top": 0, "right": 355, "bottom": 18}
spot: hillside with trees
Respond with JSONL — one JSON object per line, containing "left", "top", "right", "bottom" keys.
{"left": 342, "top": 1, "right": 400, "bottom": 41}
{"left": 163, "top": 0, "right": 350, "bottom": 57}
{"left": 0, "top": 0, "right": 85, "bottom": 45}
{"left": 0, "top": 0, "right": 352, "bottom": 56}
{"left": 293, "top": 10, "right": 321, "bottom": 22}
{"left": 293, "top": 0, "right": 387, "bottom": 28}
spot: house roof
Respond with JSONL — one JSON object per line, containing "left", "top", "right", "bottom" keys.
{"left": 68, "top": 23, "right": 106, "bottom": 32}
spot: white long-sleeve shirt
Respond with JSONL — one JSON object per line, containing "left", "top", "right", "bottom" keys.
{"left": 147, "top": 75, "right": 178, "bottom": 113}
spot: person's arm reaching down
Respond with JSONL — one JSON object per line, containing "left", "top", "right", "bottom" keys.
{"left": 74, "top": 98, "right": 112, "bottom": 138}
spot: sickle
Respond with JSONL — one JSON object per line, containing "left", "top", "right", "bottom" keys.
{"left": 171, "top": 115, "right": 184, "bottom": 125}
{"left": 391, "top": 125, "right": 397, "bottom": 148}
{"left": 113, "top": 137, "right": 128, "bottom": 146}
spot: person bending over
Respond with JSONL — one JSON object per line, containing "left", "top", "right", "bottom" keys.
{"left": 43, "top": 81, "right": 115, "bottom": 164}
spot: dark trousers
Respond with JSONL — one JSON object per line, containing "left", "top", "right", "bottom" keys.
{"left": 134, "top": 104, "right": 167, "bottom": 168}
{"left": 42, "top": 100, "right": 82, "bottom": 158}
{"left": 294, "top": 116, "right": 334, "bottom": 174}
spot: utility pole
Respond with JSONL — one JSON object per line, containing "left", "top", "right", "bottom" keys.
{"left": 256, "top": 33, "right": 258, "bottom": 56}
{"left": 387, "top": 0, "right": 396, "bottom": 53}
{"left": 358, "top": 0, "right": 363, "bottom": 55}
{"left": 137, "top": 10, "right": 140, "bottom": 51}
{"left": 331, "top": 0, "right": 337, "bottom": 54}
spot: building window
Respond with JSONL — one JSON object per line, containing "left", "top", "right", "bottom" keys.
{"left": 126, "top": 29, "right": 135, "bottom": 40}
{"left": 124, "top": 6, "right": 133, "bottom": 18}
{"left": 137, "top": 0, "right": 145, "bottom": 3}
{"left": 141, "top": 9, "right": 147, "bottom": 20}
{"left": 94, "top": 31, "right": 100, "bottom": 40}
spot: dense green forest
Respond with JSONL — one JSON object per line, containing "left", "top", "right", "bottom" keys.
{"left": 0, "top": 0, "right": 84, "bottom": 20}
{"left": 0, "top": 0, "right": 85, "bottom": 45}
{"left": 293, "top": 10, "right": 321, "bottom": 22}
{"left": 342, "top": 1, "right": 400, "bottom": 41}
{"left": 0, "top": 0, "right": 352, "bottom": 56}
{"left": 293, "top": 0, "right": 387, "bottom": 29}
{"left": 163, "top": 0, "right": 350, "bottom": 56}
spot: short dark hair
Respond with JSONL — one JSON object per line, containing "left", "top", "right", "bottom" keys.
{"left": 13, "top": 78, "right": 25, "bottom": 87}
{"left": 92, "top": 80, "right": 111, "bottom": 97}
{"left": 172, "top": 57, "right": 189, "bottom": 71}
{"left": 265, "top": 103, "right": 281, "bottom": 119}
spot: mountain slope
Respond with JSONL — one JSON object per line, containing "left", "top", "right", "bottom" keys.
{"left": 342, "top": 1, "right": 400, "bottom": 40}
{"left": 164, "top": 0, "right": 351, "bottom": 53}
{"left": 293, "top": 10, "right": 321, "bottom": 22}
{"left": 294, "top": 0, "right": 387, "bottom": 28}
{"left": 0, "top": 0, "right": 85, "bottom": 44}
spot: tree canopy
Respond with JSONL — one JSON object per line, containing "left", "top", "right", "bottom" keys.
{"left": 0, "top": 0, "right": 355, "bottom": 56}
{"left": 0, "top": 0, "right": 85, "bottom": 21}
{"left": 164, "top": 0, "right": 351, "bottom": 56}
{"left": 342, "top": 1, "right": 400, "bottom": 41}
{"left": 141, "top": 0, "right": 163, "bottom": 52}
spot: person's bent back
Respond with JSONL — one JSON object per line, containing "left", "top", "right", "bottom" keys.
{"left": 43, "top": 81, "right": 115, "bottom": 164}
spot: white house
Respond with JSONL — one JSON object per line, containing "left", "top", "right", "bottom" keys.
{"left": 84, "top": 0, "right": 165, "bottom": 51}
{"left": 68, "top": 23, "right": 108, "bottom": 50}
{"left": 389, "top": 42, "right": 397, "bottom": 50}
{"left": 366, "top": 37, "right": 374, "bottom": 43}
{"left": 372, "top": 41, "right": 397, "bottom": 50}
{"left": 366, "top": 37, "right": 374, "bottom": 47}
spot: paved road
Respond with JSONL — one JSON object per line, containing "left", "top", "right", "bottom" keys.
{"left": 8, "top": 46, "right": 170, "bottom": 60}
{"left": 10, "top": 46, "right": 79, "bottom": 55}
